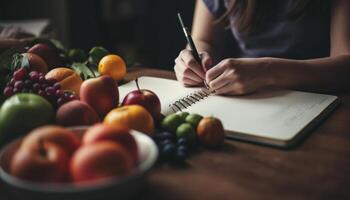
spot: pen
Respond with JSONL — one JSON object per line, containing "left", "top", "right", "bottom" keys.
{"left": 177, "top": 13, "right": 211, "bottom": 90}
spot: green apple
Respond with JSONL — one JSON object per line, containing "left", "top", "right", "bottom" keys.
{"left": 0, "top": 93, "right": 55, "bottom": 146}
{"left": 185, "top": 113, "right": 203, "bottom": 129}
{"left": 176, "top": 123, "right": 196, "bottom": 142}
{"left": 161, "top": 113, "right": 184, "bottom": 133}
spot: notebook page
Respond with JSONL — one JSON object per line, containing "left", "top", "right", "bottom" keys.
{"left": 184, "top": 90, "right": 337, "bottom": 141}
{"left": 119, "top": 77, "right": 337, "bottom": 141}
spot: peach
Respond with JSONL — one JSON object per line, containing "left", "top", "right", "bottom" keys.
{"left": 21, "top": 125, "right": 81, "bottom": 156}
{"left": 70, "top": 141, "right": 133, "bottom": 183}
{"left": 83, "top": 124, "right": 138, "bottom": 166}
{"left": 56, "top": 100, "right": 100, "bottom": 127}
{"left": 80, "top": 75, "right": 119, "bottom": 118}
{"left": 45, "top": 68, "right": 83, "bottom": 95}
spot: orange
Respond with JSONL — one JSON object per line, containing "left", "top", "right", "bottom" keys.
{"left": 104, "top": 105, "right": 154, "bottom": 136}
{"left": 98, "top": 54, "right": 126, "bottom": 82}
{"left": 45, "top": 67, "right": 83, "bottom": 95}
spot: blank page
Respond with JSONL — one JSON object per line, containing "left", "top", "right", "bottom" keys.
{"left": 119, "top": 76, "right": 338, "bottom": 141}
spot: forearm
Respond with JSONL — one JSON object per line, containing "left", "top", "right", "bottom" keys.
{"left": 265, "top": 55, "right": 350, "bottom": 92}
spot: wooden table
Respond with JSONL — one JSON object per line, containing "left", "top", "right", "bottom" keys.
{"left": 2, "top": 68, "right": 350, "bottom": 200}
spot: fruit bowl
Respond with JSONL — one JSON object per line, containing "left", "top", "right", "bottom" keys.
{"left": 0, "top": 126, "right": 158, "bottom": 200}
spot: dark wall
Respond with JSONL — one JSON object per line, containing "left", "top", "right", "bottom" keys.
{"left": 0, "top": 0, "right": 196, "bottom": 70}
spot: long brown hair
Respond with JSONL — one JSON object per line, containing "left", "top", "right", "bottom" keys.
{"left": 217, "top": 0, "right": 314, "bottom": 33}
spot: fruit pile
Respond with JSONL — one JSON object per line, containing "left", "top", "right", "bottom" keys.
{"left": 9, "top": 124, "right": 138, "bottom": 184}
{"left": 155, "top": 112, "right": 225, "bottom": 162}
{"left": 3, "top": 67, "right": 78, "bottom": 108}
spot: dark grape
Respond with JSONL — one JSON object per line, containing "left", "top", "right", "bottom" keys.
{"left": 46, "top": 78, "right": 56, "bottom": 86}
{"left": 9, "top": 78, "right": 16, "bottom": 86}
{"left": 177, "top": 137, "right": 189, "bottom": 146}
{"left": 3, "top": 87, "right": 13, "bottom": 97}
{"left": 13, "top": 88, "right": 20, "bottom": 94}
{"left": 38, "top": 90, "right": 45, "bottom": 97}
{"left": 45, "top": 87, "right": 55, "bottom": 96}
{"left": 41, "top": 83, "right": 48, "bottom": 89}
{"left": 176, "top": 148, "right": 189, "bottom": 161}
{"left": 69, "top": 94, "right": 77, "bottom": 100}
{"left": 161, "top": 143, "right": 176, "bottom": 157}
{"left": 177, "top": 145, "right": 189, "bottom": 153}
{"left": 53, "top": 82, "right": 61, "bottom": 90}
{"left": 57, "top": 97, "right": 66, "bottom": 106}
{"left": 32, "top": 83, "right": 40, "bottom": 92}
{"left": 24, "top": 80, "right": 32, "bottom": 88}
{"left": 29, "top": 71, "right": 40, "bottom": 82}
{"left": 14, "top": 81, "right": 24, "bottom": 91}
{"left": 39, "top": 76, "right": 46, "bottom": 84}
{"left": 55, "top": 90, "right": 64, "bottom": 98}
{"left": 22, "top": 88, "right": 29, "bottom": 93}
{"left": 160, "top": 139, "right": 173, "bottom": 147}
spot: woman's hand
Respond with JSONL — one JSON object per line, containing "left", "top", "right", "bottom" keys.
{"left": 206, "top": 58, "right": 274, "bottom": 95}
{"left": 174, "top": 49, "right": 213, "bottom": 86}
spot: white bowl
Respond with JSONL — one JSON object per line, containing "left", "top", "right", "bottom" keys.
{"left": 0, "top": 127, "right": 158, "bottom": 200}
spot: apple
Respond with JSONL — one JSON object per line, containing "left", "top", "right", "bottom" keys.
{"left": 83, "top": 123, "right": 138, "bottom": 166}
{"left": 0, "top": 93, "right": 55, "bottom": 147}
{"left": 27, "top": 43, "right": 62, "bottom": 69}
{"left": 70, "top": 141, "right": 133, "bottom": 183}
{"left": 80, "top": 75, "right": 119, "bottom": 118}
{"left": 10, "top": 140, "right": 69, "bottom": 182}
{"left": 56, "top": 100, "right": 100, "bottom": 127}
{"left": 122, "top": 79, "right": 161, "bottom": 121}
{"left": 22, "top": 53, "right": 48, "bottom": 73}
{"left": 21, "top": 125, "right": 81, "bottom": 156}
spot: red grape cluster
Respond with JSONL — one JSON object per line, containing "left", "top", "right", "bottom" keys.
{"left": 3, "top": 68, "right": 78, "bottom": 108}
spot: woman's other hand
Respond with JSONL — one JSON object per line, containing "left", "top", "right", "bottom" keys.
{"left": 206, "top": 58, "right": 274, "bottom": 95}
{"left": 174, "top": 49, "right": 213, "bottom": 86}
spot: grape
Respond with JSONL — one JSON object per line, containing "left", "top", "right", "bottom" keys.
{"left": 161, "top": 143, "right": 176, "bottom": 158}
{"left": 177, "top": 137, "right": 188, "bottom": 146}
{"left": 53, "top": 82, "right": 61, "bottom": 90}
{"left": 45, "top": 87, "right": 55, "bottom": 96}
{"left": 24, "top": 80, "right": 32, "bottom": 88}
{"left": 13, "top": 88, "right": 20, "bottom": 94}
{"left": 13, "top": 68, "right": 27, "bottom": 80}
{"left": 57, "top": 97, "right": 66, "bottom": 106}
{"left": 55, "top": 90, "right": 64, "bottom": 98}
{"left": 46, "top": 78, "right": 56, "bottom": 86}
{"left": 14, "top": 81, "right": 24, "bottom": 91}
{"left": 29, "top": 71, "right": 40, "bottom": 82}
{"left": 160, "top": 139, "right": 173, "bottom": 147}
{"left": 69, "top": 94, "right": 77, "bottom": 100}
{"left": 41, "top": 83, "right": 48, "bottom": 89}
{"left": 3, "top": 87, "right": 13, "bottom": 97}
{"left": 32, "top": 83, "right": 40, "bottom": 92}
{"left": 38, "top": 90, "right": 45, "bottom": 97}
{"left": 22, "top": 88, "right": 29, "bottom": 93}
{"left": 39, "top": 76, "right": 46, "bottom": 84}
{"left": 9, "top": 78, "right": 16, "bottom": 86}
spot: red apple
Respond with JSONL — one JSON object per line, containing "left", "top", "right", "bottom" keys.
{"left": 21, "top": 125, "right": 81, "bottom": 156}
{"left": 10, "top": 141, "right": 69, "bottom": 182}
{"left": 27, "top": 43, "right": 62, "bottom": 69}
{"left": 122, "top": 79, "right": 161, "bottom": 121}
{"left": 83, "top": 123, "right": 138, "bottom": 166}
{"left": 70, "top": 141, "right": 133, "bottom": 183}
{"left": 80, "top": 75, "right": 119, "bottom": 118}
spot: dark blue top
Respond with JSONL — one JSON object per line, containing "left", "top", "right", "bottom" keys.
{"left": 202, "top": 0, "right": 330, "bottom": 59}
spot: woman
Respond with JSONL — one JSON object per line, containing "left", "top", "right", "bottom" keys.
{"left": 174, "top": 0, "right": 350, "bottom": 95}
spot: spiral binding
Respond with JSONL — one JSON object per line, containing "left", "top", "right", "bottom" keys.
{"left": 169, "top": 89, "right": 211, "bottom": 112}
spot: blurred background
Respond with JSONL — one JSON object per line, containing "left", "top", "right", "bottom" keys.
{"left": 0, "top": 0, "right": 197, "bottom": 70}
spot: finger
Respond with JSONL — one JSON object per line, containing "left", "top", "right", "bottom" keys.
{"left": 175, "top": 71, "right": 201, "bottom": 87}
{"left": 175, "top": 58, "right": 203, "bottom": 82}
{"left": 174, "top": 63, "right": 202, "bottom": 85}
{"left": 209, "top": 69, "right": 237, "bottom": 90}
{"left": 205, "top": 59, "right": 231, "bottom": 82}
{"left": 180, "top": 50, "right": 205, "bottom": 79}
{"left": 215, "top": 82, "right": 245, "bottom": 95}
{"left": 199, "top": 52, "right": 213, "bottom": 72}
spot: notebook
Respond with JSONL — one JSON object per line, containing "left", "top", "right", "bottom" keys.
{"left": 119, "top": 76, "right": 339, "bottom": 148}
